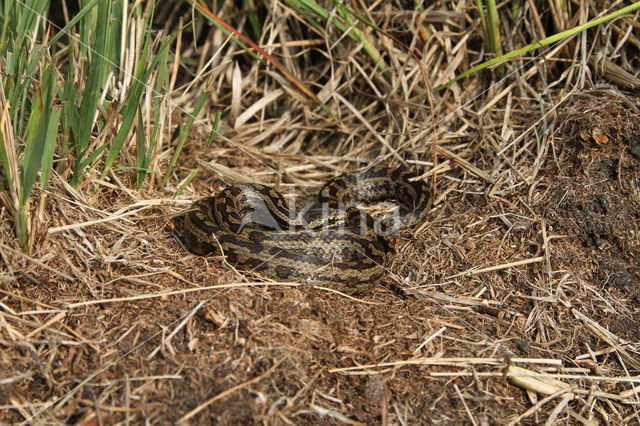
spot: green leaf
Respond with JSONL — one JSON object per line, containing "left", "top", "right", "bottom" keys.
{"left": 135, "top": 107, "right": 146, "bottom": 189}
{"left": 47, "top": 0, "right": 100, "bottom": 47}
{"left": 74, "top": 0, "right": 111, "bottom": 163}
{"left": 20, "top": 65, "right": 59, "bottom": 203}
{"left": 100, "top": 21, "right": 175, "bottom": 179}
{"left": 21, "top": 79, "right": 45, "bottom": 205}
{"left": 39, "top": 67, "right": 61, "bottom": 190}
{"left": 163, "top": 91, "right": 210, "bottom": 185}
{"left": 205, "top": 111, "right": 222, "bottom": 148}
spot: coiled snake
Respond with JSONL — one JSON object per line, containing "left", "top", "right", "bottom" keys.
{"left": 182, "top": 167, "right": 431, "bottom": 295}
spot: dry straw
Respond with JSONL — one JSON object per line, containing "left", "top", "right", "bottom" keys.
{"left": 1, "top": 0, "right": 639, "bottom": 424}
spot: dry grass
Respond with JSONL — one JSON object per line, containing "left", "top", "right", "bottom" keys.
{"left": 1, "top": 0, "right": 640, "bottom": 424}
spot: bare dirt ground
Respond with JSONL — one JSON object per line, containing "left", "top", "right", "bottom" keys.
{"left": 2, "top": 2, "right": 640, "bottom": 425}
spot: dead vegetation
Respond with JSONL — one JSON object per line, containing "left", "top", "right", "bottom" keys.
{"left": 1, "top": 0, "right": 640, "bottom": 424}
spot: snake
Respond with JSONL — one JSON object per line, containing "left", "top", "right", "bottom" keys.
{"left": 182, "top": 167, "right": 431, "bottom": 295}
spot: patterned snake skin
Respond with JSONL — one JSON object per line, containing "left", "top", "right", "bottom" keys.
{"left": 182, "top": 167, "right": 431, "bottom": 295}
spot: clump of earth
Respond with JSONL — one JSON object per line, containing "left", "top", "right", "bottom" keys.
{"left": 543, "top": 88, "right": 640, "bottom": 339}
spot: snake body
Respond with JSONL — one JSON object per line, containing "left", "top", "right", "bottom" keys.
{"left": 182, "top": 167, "right": 431, "bottom": 294}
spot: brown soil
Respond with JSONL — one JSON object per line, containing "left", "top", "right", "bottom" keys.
{"left": 546, "top": 90, "right": 640, "bottom": 340}
{"left": 2, "top": 90, "right": 639, "bottom": 425}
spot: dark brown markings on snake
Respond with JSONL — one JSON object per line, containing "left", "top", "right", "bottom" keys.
{"left": 267, "top": 246, "right": 282, "bottom": 257}
{"left": 389, "top": 167, "right": 405, "bottom": 181}
{"left": 266, "top": 246, "right": 323, "bottom": 264}
{"left": 186, "top": 211, "right": 218, "bottom": 234}
{"left": 247, "top": 230, "right": 269, "bottom": 243}
{"left": 183, "top": 167, "right": 429, "bottom": 294}
{"left": 268, "top": 247, "right": 357, "bottom": 268}
{"left": 239, "top": 257, "right": 265, "bottom": 270}
{"left": 273, "top": 265, "right": 295, "bottom": 280}
{"left": 217, "top": 234, "right": 263, "bottom": 254}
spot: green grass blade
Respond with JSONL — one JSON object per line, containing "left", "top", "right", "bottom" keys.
{"left": 171, "top": 110, "right": 220, "bottom": 192}
{"left": 101, "top": 20, "right": 175, "bottom": 180}
{"left": 14, "top": 1, "right": 49, "bottom": 51}
{"left": 72, "top": 0, "right": 112, "bottom": 184}
{"left": 176, "top": 167, "right": 201, "bottom": 196}
{"left": 143, "top": 32, "right": 171, "bottom": 189}
{"left": 476, "top": 0, "right": 488, "bottom": 44}
{"left": 0, "top": 1, "right": 52, "bottom": 249}
{"left": 245, "top": 0, "right": 263, "bottom": 40}
{"left": 48, "top": 0, "right": 100, "bottom": 47}
{"left": 39, "top": 71, "right": 61, "bottom": 190}
{"left": 135, "top": 107, "right": 146, "bottom": 189}
{"left": 58, "top": 60, "right": 77, "bottom": 173}
{"left": 163, "top": 91, "right": 210, "bottom": 185}
{"left": 20, "top": 64, "right": 59, "bottom": 204}
{"left": 21, "top": 79, "right": 45, "bottom": 205}
{"left": 485, "top": 0, "right": 504, "bottom": 75}
{"left": 0, "top": 77, "right": 20, "bottom": 208}
{"left": 186, "top": 1, "right": 255, "bottom": 57}
{"left": 435, "top": 1, "right": 640, "bottom": 92}
{"left": 100, "top": 67, "right": 151, "bottom": 179}
{"left": 17, "top": 63, "right": 58, "bottom": 249}
{"left": 290, "top": 0, "right": 390, "bottom": 78}
{"left": 206, "top": 111, "right": 222, "bottom": 148}
{"left": 77, "top": 144, "right": 109, "bottom": 172}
